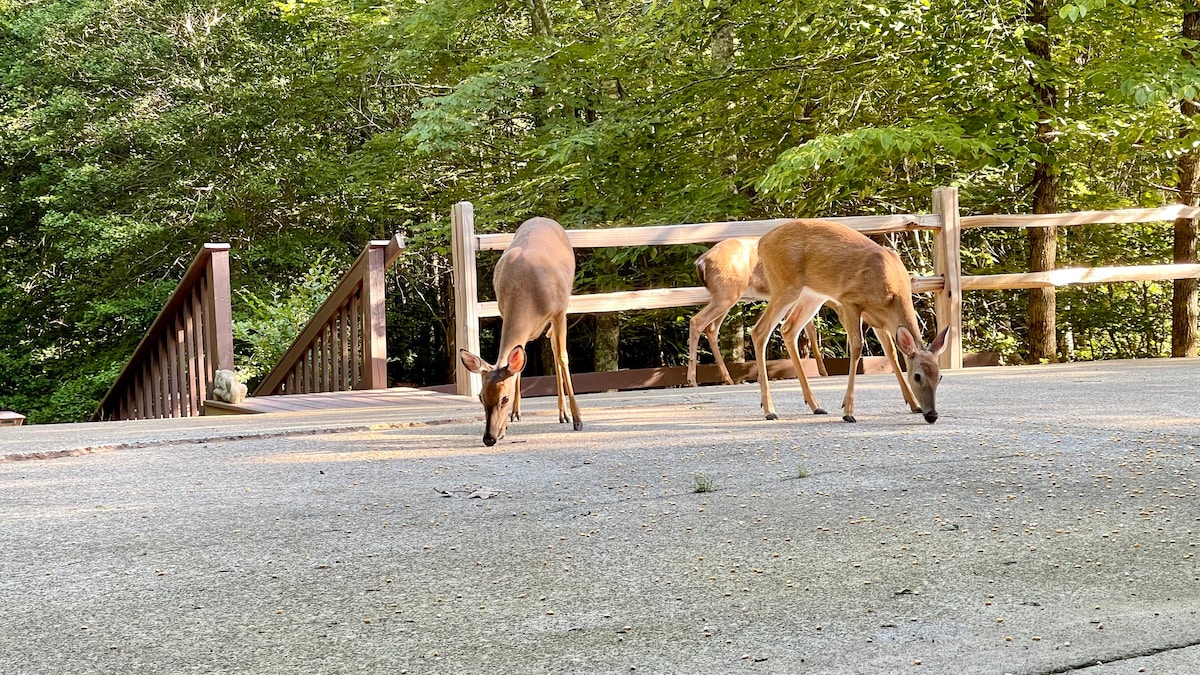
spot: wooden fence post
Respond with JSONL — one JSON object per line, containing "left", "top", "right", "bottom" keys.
{"left": 207, "top": 248, "right": 235, "bottom": 376}
{"left": 932, "top": 187, "right": 964, "bottom": 369}
{"left": 451, "top": 202, "right": 482, "bottom": 397}
{"left": 361, "top": 244, "right": 389, "bottom": 388}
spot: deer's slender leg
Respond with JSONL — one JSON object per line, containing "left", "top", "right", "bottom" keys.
{"left": 688, "top": 301, "right": 736, "bottom": 387}
{"left": 874, "top": 325, "right": 921, "bottom": 412}
{"left": 779, "top": 295, "right": 826, "bottom": 416}
{"left": 753, "top": 292, "right": 825, "bottom": 420}
{"left": 804, "top": 320, "right": 829, "bottom": 377}
{"left": 706, "top": 313, "right": 738, "bottom": 385}
{"left": 838, "top": 306, "right": 865, "bottom": 423}
{"left": 546, "top": 324, "right": 567, "bottom": 424}
{"left": 512, "top": 372, "right": 522, "bottom": 422}
{"left": 550, "top": 314, "right": 582, "bottom": 430}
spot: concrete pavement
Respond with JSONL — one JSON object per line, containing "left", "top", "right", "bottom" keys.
{"left": 1, "top": 359, "right": 1199, "bottom": 674}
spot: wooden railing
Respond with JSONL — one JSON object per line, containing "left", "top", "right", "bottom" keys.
{"left": 959, "top": 204, "right": 1200, "bottom": 290}
{"left": 253, "top": 235, "right": 405, "bottom": 396}
{"left": 92, "top": 243, "right": 234, "bottom": 421}
{"left": 451, "top": 189, "right": 1200, "bottom": 398}
{"left": 450, "top": 188, "right": 964, "bottom": 397}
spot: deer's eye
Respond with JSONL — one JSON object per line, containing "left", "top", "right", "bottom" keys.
{"left": 500, "top": 396, "right": 510, "bottom": 405}
{"left": 913, "top": 373, "right": 922, "bottom": 383}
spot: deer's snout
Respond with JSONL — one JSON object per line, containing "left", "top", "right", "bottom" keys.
{"left": 482, "top": 434, "right": 498, "bottom": 446}
{"left": 923, "top": 410, "right": 939, "bottom": 424}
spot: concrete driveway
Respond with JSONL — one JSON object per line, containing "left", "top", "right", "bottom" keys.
{"left": 1, "top": 358, "right": 1198, "bottom": 674}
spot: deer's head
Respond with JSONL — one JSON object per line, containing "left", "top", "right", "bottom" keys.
{"left": 459, "top": 345, "right": 527, "bottom": 446}
{"left": 895, "top": 326, "right": 950, "bottom": 424}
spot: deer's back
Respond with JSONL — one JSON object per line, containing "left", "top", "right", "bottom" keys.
{"left": 494, "top": 218, "right": 575, "bottom": 338}
{"left": 697, "top": 237, "right": 769, "bottom": 300}
{"left": 759, "top": 219, "right": 912, "bottom": 306}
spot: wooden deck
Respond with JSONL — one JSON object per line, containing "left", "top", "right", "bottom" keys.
{"left": 203, "top": 354, "right": 1000, "bottom": 416}
{"left": 203, "top": 386, "right": 476, "bottom": 415}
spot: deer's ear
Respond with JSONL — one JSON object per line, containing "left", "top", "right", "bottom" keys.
{"left": 459, "top": 349, "right": 492, "bottom": 374}
{"left": 505, "top": 345, "right": 528, "bottom": 374}
{"left": 929, "top": 326, "right": 951, "bottom": 357}
{"left": 894, "top": 325, "right": 919, "bottom": 358}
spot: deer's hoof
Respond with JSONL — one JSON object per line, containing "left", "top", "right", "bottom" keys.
{"left": 814, "top": 408, "right": 827, "bottom": 415}
{"left": 765, "top": 413, "right": 778, "bottom": 421}
{"left": 842, "top": 415, "right": 857, "bottom": 423}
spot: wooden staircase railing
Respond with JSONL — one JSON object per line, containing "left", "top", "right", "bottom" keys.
{"left": 92, "top": 243, "right": 234, "bottom": 421}
{"left": 252, "top": 235, "right": 405, "bottom": 396}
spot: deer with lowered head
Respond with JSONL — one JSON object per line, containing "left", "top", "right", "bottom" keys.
{"left": 687, "top": 237, "right": 828, "bottom": 387}
{"left": 459, "top": 217, "right": 583, "bottom": 446}
{"left": 750, "top": 219, "right": 950, "bottom": 424}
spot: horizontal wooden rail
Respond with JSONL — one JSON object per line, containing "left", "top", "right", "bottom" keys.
{"left": 92, "top": 243, "right": 234, "bottom": 421}
{"left": 961, "top": 204, "right": 1200, "bottom": 230}
{"left": 477, "top": 276, "right": 947, "bottom": 319}
{"left": 254, "top": 235, "right": 405, "bottom": 396}
{"left": 475, "top": 213, "right": 941, "bottom": 251}
{"left": 962, "top": 264, "right": 1200, "bottom": 291}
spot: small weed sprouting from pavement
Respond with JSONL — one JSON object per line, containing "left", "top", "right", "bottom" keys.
{"left": 694, "top": 473, "right": 715, "bottom": 493}
{"left": 796, "top": 465, "right": 811, "bottom": 479}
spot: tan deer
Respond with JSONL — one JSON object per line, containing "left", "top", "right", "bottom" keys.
{"left": 687, "top": 237, "right": 828, "bottom": 387}
{"left": 459, "top": 217, "right": 583, "bottom": 446}
{"left": 750, "top": 219, "right": 950, "bottom": 424}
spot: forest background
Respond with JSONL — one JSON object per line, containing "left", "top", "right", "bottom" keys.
{"left": 2, "top": 0, "right": 1199, "bottom": 423}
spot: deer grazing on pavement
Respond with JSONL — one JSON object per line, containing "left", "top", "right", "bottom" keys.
{"left": 750, "top": 219, "right": 950, "bottom": 424}
{"left": 459, "top": 217, "right": 583, "bottom": 446}
{"left": 687, "top": 237, "right": 828, "bottom": 387}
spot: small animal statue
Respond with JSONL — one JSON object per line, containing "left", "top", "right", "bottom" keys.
{"left": 212, "top": 369, "right": 248, "bottom": 404}
{"left": 459, "top": 217, "right": 583, "bottom": 446}
{"left": 751, "top": 219, "right": 950, "bottom": 423}
{"left": 687, "top": 237, "right": 828, "bottom": 387}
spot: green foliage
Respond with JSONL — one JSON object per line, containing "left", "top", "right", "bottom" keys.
{"left": 2, "top": 0, "right": 1197, "bottom": 421}
{"left": 232, "top": 256, "right": 340, "bottom": 387}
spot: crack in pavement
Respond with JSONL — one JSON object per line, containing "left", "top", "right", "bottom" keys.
{"left": 1029, "top": 636, "right": 1200, "bottom": 674}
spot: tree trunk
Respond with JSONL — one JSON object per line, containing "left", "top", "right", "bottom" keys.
{"left": 710, "top": 21, "right": 734, "bottom": 75}
{"left": 593, "top": 313, "right": 620, "bottom": 372}
{"left": 1024, "top": 0, "right": 1059, "bottom": 364}
{"left": 1174, "top": 9, "right": 1200, "bottom": 358}
{"left": 526, "top": 0, "right": 553, "bottom": 38}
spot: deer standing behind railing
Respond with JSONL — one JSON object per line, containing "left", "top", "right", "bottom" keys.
{"left": 751, "top": 219, "right": 950, "bottom": 424}
{"left": 687, "top": 237, "right": 828, "bottom": 387}
{"left": 459, "top": 217, "right": 583, "bottom": 446}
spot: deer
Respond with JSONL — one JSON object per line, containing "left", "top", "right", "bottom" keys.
{"left": 750, "top": 219, "right": 950, "bottom": 424}
{"left": 459, "top": 217, "right": 583, "bottom": 446}
{"left": 687, "top": 237, "right": 828, "bottom": 387}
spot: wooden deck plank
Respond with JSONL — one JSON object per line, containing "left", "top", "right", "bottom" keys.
{"left": 205, "top": 355, "right": 998, "bottom": 416}
{"left": 204, "top": 387, "right": 477, "bottom": 416}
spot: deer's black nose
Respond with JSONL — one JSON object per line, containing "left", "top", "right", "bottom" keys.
{"left": 923, "top": 411, "right": 939, "bottom": 424}
{"left": 483, "top": 435, "right": 497, "bottom": 446}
